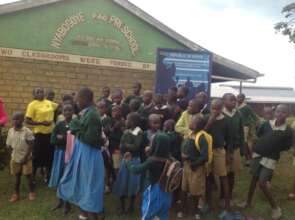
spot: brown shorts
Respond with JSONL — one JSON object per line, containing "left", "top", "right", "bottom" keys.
{"left": 10, "top": 159, "right": 33, "bottom": 176}
{"left": 212, "top": 148, "right": 227, "bottom": 177}
{"left": 181, "top": 161, "right": 205, "bottom": 196}
{"left": 227, "top": 149, "right": 241, "bottom": 173}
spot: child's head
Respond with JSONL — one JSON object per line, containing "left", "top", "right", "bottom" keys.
{"left": 102, "top": 86, "right": 110, "bottom": 99}
{"left": 143, "top": 90, "right": 153, "bottom": 105}
{"left": 111, "top": 105, "right": 122, "bottom": 119}
{"left": 153, "top": 94, "right": 164, "bottom": 108}
{"left": 211, "top": 98, "right": 223, "bottom": 116}
{"left": 263, "top": 106, "right": 274, "bottom": 121}
{"left": 12, "top": 112, "right": 24, "bottom": 129}
{"left": 187, "top": 99, "right": 201, "bottom": 114}
{"left": 177, "top": 86, "right": 189, "bottom": 99}
{"left": 148, "top": 114, "right": 162, "bottom": 131}
{"left": 76, "top": 87, "right": 94, "bottom": 110}
{"left": 163, "top": 119, "right": 175, "bottom": 132}
{"left": 129, "top": 99, "right": 141, "bottom": 113}
{"left": 46, "top": 89, "right": 55, "bottom": 101}
{"left": 126, "top": 112, "right": 141, "bottom": 129}
{"left": 167, "top": 87, "right": 177, "bottom": 103}
{"left": 237, "top": 93, "right": 246, "bottom": 105}
{"left": 111, "top": 89, "right": 123, "bottom": 105}
{"left": 275, "top": 104, "right": 289, "bottom": 124}
{"left": 222, "top": 93, "right": 236, "bottom": 111}
{"left": 196, "top": 91, "right": 208, "bottom": 107}
{"left": 62, "top": 94, "right": 74, "bottom": 105}
{"left": 63, "top": 104, "right": 74, "bottom": 121}
{"left": 34, "top": 87, "right": 45, "bottom": 101}
{"left": 189, "top": 115, "right": 206, "bottom": 132}
{"left": 97, "top": 100, "right": 108, "bottom": 116}
{"left": 132, "top": 82, "right": 142, "bottom": 96}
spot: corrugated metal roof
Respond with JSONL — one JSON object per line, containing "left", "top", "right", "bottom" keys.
{"left": 0, "top": 0, "right": 262, "bottom": 81}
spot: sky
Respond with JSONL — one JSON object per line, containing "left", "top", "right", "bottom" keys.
{"left": 1, "top": 0, "right": 295, "bottom": 88}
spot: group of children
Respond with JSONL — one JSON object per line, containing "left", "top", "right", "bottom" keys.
{"left": 5, "top": 82, "right": 295, "bottom": 220}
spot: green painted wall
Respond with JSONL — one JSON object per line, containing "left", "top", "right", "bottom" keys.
{"left": 0, "top": 0, "right": 187, "bottom": 63}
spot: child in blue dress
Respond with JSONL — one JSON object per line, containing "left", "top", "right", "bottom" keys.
{"left": 124, "top": 133, "right": 172, "bottom": 220}
{"left": 57, "top": 87, "right": 105, "bottom": 220}
{"left": 113, "top": 112, "right": 144, "bottom": 214}
{"left": 49, "top": 104, "right": 73, "bottom": 215}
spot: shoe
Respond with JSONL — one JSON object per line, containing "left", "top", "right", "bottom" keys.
{"left": 272, "top": 207, "right": 282, "bottom": 219}
{"left": 9, "top": 194, "right": 19, "bottom": 203}
{"left": 28, "top": 192, "right": 36, "bottom": 201}
{"left": 177, "top": 212, "right": 183, "bottom": 218}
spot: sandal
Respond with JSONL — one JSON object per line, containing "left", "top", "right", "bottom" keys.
{"left": 28, "top": 192, "right": 36, "bottom": 201}
{"left": 288, "top": 193, "right": 295, "bottom": 200}
{"left": 9, "top": 194, "right": 19, "bottom": 203}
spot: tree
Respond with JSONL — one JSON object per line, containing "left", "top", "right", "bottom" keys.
{"left": 275, "top": 3, "right": 295, "bottom": 44}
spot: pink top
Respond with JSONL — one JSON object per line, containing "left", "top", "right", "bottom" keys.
{"left": 0, "top": 99, "right": 8, "bottom": 126}
{"left": 65, "top": 131, "right": 75, "bottom": 164}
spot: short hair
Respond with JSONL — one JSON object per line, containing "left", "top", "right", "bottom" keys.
{"left": 63, "top": 103, "right": 73, "bottom": 111}
{"left": 129, "top": 99, "right": 141, "bottom": 111}
{"left": 134, "top": 82, "right": 142, "bottom": 89}
{"left": 127, "top": 112, "right": 141, "bottom": 127}
{"left": 192, "top": 115, "right": 206, "bottom": 130}
{"left": 211, "top": 98, "right": 223, "bottom": 107}
{"left": 62, "top": 94, "right": 74, "bottom": 102}
{"left": 222, "top": 93, "right": 235, "bottom": 100}
{"left": 179, "top": 86, "right": 189, "bottom": 95}
{"left": 12, "top": 111, "right": 24, "bottom": 120}
{"left": 148, "top": 114, "right": 162, "bottom": 122}
{"left": 77, "top": 87, "right": 94, "bottom": 103}
{"left": 169, "top": 86, "right": 178, "bottom": 93}
{"left": 237, "top": 93, "right": 246, "bottom": 100}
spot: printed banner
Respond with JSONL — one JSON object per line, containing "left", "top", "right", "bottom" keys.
{"left": 155, "top": 48, "right": 212, "bottom": 99}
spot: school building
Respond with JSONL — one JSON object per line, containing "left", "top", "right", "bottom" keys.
{"left": 0, "top": 0, "right": 261, "bottom": 118}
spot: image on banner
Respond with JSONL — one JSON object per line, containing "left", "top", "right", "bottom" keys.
{"left": 155, "top": 48, "right": 212, "bottom": 99}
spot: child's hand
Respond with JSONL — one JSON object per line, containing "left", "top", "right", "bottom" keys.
{"left": 57, "top": 134, "right": 63, "bottom": 140}
{"left": 123, "top": 152, "right": 132, "bottom": 161}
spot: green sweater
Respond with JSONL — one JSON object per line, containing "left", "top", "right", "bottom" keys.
{"left": 181, "top": 133, "right": 208, "bottom": 170}
{"left": 238, "top": 103, "right": 258, "bottom": 127}
{"left": 204, "top": 115, "right": 232, "bottom": 150}
{"left": 50, "top": 120, "right": 70, "bottom": 149}
{"left": 70, "top": 106, "right": 102, "bottom": 149}
{"left": 223, "top": 109, "right": 244, "bottom": 151}
{"left": 120, "top": 127, "right": 143, "bottom": 157}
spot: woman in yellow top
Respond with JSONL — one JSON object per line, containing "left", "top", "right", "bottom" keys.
{"left": 25, "top": 88, "right": 58, "bottom": 183}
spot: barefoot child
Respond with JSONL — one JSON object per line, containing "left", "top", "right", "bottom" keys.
{"left": 240, "top": 104, "right": 292, "bottom": 220}
{"left": 180, "top": 115, "right": 210, "bottom": 219}
{"left": 204, "top": 99, "right": 231, "bottom": 215}
{"left": 222, "top": 93, "right": 244, "bottom": 204}
{"left": 58, "top": 87, "right": 105, "bottom": 220}
{"left": 49, "top": 104, "right": 73, "bottom": 214}
{"left": 124, "top": 133, "right": 172, "bottom": 220}
{"left": 113, "top": 112, "right": 144, "bottom": 214}
{"left": 7, "top": 112, "right": 35, "bottom": 202}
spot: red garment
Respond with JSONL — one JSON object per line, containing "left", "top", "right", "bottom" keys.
{"left": 0, "top": 99, "right": 7, "bottom": 126}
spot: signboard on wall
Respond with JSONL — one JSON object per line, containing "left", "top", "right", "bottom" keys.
{"left": 155, "top": 48, "right": 212, "bottom": 99}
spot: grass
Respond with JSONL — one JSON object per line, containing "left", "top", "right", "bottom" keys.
{"left": 1, "top": 153, "right": 295, "bottom": 220}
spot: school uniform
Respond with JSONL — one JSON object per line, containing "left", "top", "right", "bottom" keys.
{"left": 6, "top": 127, "right": 34, "bottom": 176}
{"left": 238, "top": 102, "right": 258, "bottom": 150}
{"left": 126, "top": 133, "right": 172, "bottom": 220}
{"left": 48, "top": 120, "right": 70, "bottom": 188}
{"left": 181, "top": 132, "right": 208, "bottom": 196}
{"left": 108, "top": 117, "right": 125, "bottom": 169}
{"left": 113, "top": 102, "right": 129, "bottom": 118}
{"left": 223, "top": 108, "right": 244, "bottom": 173}
{"left": 166, "top": 131, "right": 183, "bottom": 162}
{"left": 98, "top": 97, "right": 113, "bottom": 115}
{"left": 113, "top": 127, "right": 144, "bottom": 197}
{"left": 57, "top": 106, "right": 104, "bottom": 213}
{"left": 204, "top": 114, "right": 232, "bottom": 177}
{"left": 139, "top": 103, "right": 153, "bottom": 130}
{"left": 251, "top": 120, "right": 292, "bottom": 182}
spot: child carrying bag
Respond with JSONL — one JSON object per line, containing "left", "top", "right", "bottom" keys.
{"left": 150, "top": 156, "right": 183, "bottom": 193}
